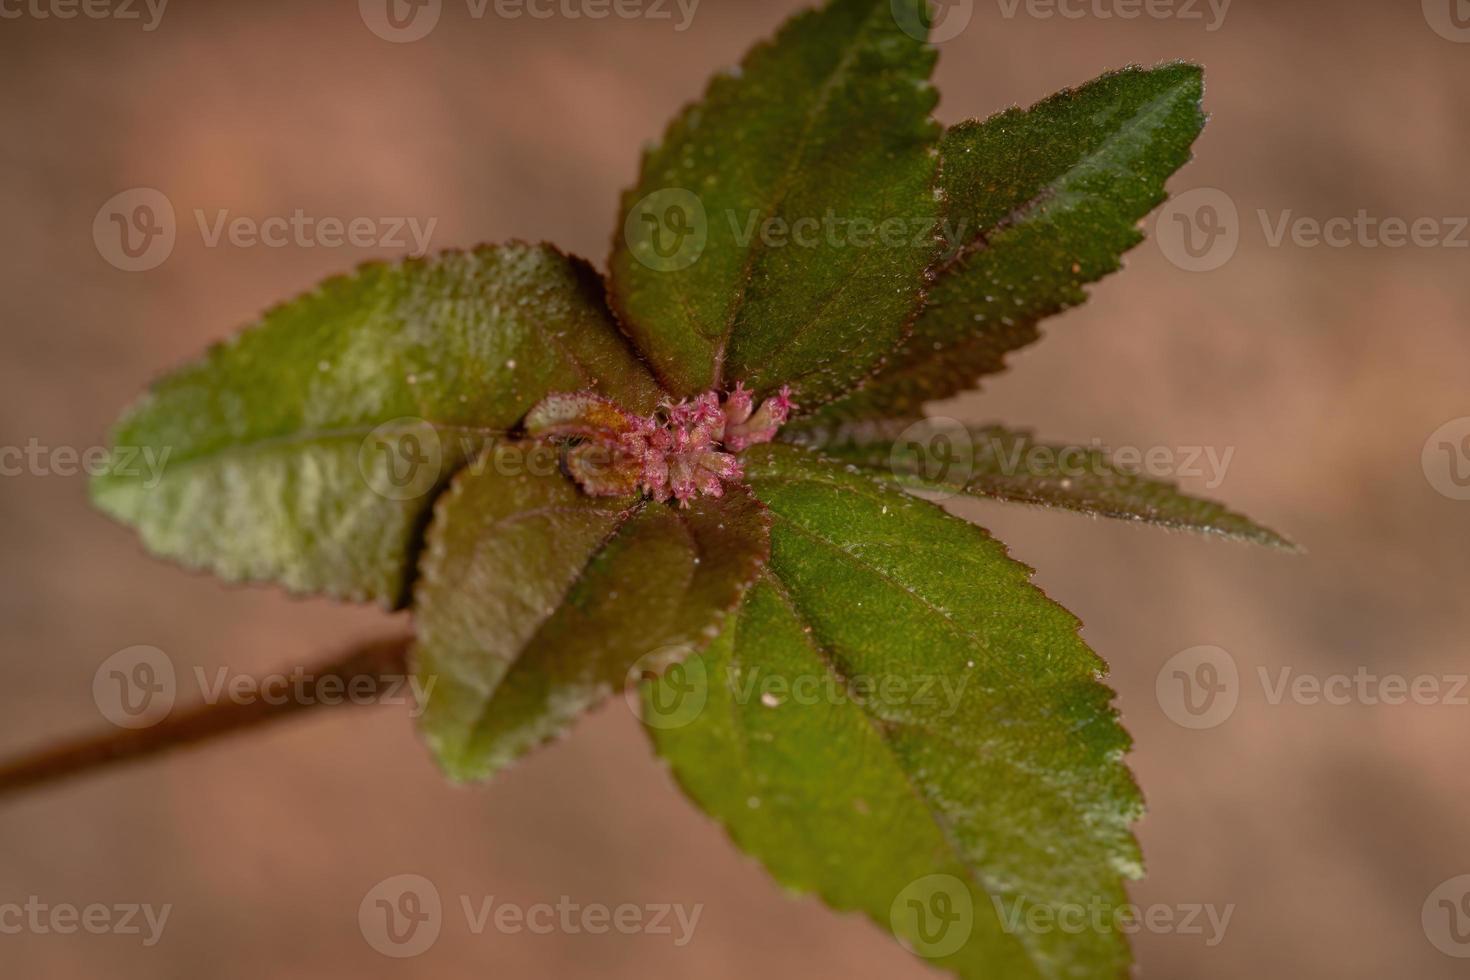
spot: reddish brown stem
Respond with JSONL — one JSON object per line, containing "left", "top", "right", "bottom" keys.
{"left": 0, "top": 634, "right": 413, "bottom": 802}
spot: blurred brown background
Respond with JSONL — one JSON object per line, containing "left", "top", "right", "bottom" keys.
{"left": 2, "top": 0, "right": 1468, "bottom": 977}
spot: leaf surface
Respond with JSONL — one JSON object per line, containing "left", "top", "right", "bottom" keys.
{"left": 647, "top": 444, "right": 1142, "bottom": 979}
{"left": 809, "top": 63, "right": 1206, "bottom": 423}
{"left": 608, "top": 0, "right": 941, "bottom": 405}
{"left": 92, "top": 243, "right": 661, "bottom": 606}
{"left": 414, "top": 463, "right": 768, "bottom": 781}
{"left": 788, "top": 420, "right": 1292, "bottom": 547}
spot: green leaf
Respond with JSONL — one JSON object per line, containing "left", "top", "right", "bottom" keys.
{"left": 413, "top": 462, "right": 768, "bottom": 782}
{"left": 646, "top": 444, "right": 1142, "bottom": 980}
{"left": 787, "top": 419, "right": 1294, "bottom": 548}
{"left": 91, "top": 243, "right": 661, "bottom": 606}
{"left": 811, "top": 63, "right": 1206, "bottom": 423}
{"left": 607, "top": 0, "right": 941, "bottom": 405}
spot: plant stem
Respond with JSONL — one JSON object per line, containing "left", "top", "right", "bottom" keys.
{"left": 0, "top": 634, "right": 413, "bottom": 802}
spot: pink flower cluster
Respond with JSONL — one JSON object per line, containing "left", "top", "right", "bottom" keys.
{"left": 624, "top": 383, "right": 794, "bottom": 505}
{"left": 523, "top": 383, "right": 794, "bottom": 507}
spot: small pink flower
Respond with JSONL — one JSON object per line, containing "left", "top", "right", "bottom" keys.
{"left": 526, "top": 383, "right": 794, "bottom": 505}
{"left": 724, "top": 385, "right": 793, "bottom": 452}
{"left": 722, "top": 382, "right": 755, "bottom": 428}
